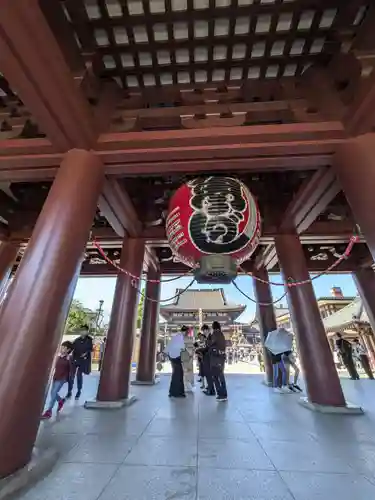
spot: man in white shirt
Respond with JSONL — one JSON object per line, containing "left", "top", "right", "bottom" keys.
{"left": 352, "top": 338, "right": 374, "bottom": 379}
{"left": 165, "top": 327, "right": 186, "bottom": 397}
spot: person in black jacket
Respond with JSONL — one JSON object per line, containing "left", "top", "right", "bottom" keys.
{"left": 194, "top": 332, "right": 206, "bottom": 386}
{"left": 66, "top": 325, "right": 93, "bottom": 399}
{"left": 335, "top": 333, "right": 359, "bottom": 380}
{"left": 200, "top": 324, "right": 215, "bottom": 396}
{"left": 209, "top": 321, "right": 228, "bottom": 402}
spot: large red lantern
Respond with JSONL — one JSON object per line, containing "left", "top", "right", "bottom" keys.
{"left": 166, "top": 177, "right": 261, "bottom": 283}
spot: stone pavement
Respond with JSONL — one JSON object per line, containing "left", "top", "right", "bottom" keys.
{"left": 15, "top": 372, "right": 375, "bottom": 500}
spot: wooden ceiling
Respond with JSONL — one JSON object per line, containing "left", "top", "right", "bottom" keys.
{"left": 0, "top": 0, "right": 374, "bottom": 277}
{"left": 62, "top": 0, "right": 369, "bottom": 89}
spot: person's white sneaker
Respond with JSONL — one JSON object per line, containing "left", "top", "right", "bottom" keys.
{"left": 281, "top": 386, "right": 294, "bottom": 394}
{"left": 274, "top": 387, "right": 284, "bottom": 394}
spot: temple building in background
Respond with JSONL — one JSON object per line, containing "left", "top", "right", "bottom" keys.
{"left": 159, "top": 288, "right": 260, "bottom": 346}
{"left": 275, "top": 287, "right": 355, "bottom": 331}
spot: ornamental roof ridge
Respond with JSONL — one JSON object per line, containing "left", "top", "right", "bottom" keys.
{"left": 160, "top": 287, "right": 245, "bottom": 312}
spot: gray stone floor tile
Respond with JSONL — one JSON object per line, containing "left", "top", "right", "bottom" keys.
{"left": 197, "top": 468, "right": 294, "bottom": 500}
{"left": 15, "top": 372, "right": 375, "bottom": 500}
{"left": 199, "top": 405, "right": 245, "bottom": 422}
{"left": 261, "top": 440, "right": 354, "bottom": 473}
{"left": 36, "top": 432, "right": 83, "bottom": 457}
{"left": 280, "top": 471, "right": 375, "bottom": 500}
{"left": 124, "top": 435, "right": 198, "bottom": 466}
{"left": 98, "top": 465, "right": 197, "bottom": 500}
{"left": 198, "top": 420, "right": 254, "bottom": 439}
{"left": 198, "top": 438, "right": 275, "bottom": 470}
{"left": 17, "top": 462, "right": 117, "bottom": 500}
{"left": 48, "top": 412, "right": 150, "bottom": 436}
{"left": 248, "top": 422, "right": 318, "bottom": 443}
{"left": 145, "top": 417, "right": 198, "bottom": 437}
{"left": 156, "top": 402, "right": 199, "bottom": 420}
{"left": 63, "top": 433, "right": 138, "bottom": 464}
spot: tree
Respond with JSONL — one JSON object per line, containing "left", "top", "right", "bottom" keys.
{"left": 65, "top": 299, "right": 93, "bottom": 334}
{"left": 137, "top": 292, "right": 145, "bottom": 329}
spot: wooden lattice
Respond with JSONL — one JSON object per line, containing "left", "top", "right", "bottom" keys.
{"left": 62, "top": 0, "right": 370, "bottom": 88}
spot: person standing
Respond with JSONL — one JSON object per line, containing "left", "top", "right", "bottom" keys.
{"left": 257, "top": 349, "right": 265, "bottom": 372}
{"left": 165, "top": 327, "right": 186, "bottom": 398}
{"left": 194, "top": 332, "right": 206, "bottom": 387}
{"left": 66, "top": 325, "right": 93, "bottom": 400}
{"left": 282, "top": 350, "right": 302, "bottom": 392}
{"left": 201, "top": 324, "right": 215, "bottom": 396}
{"left": 41, "top": 341, "right": 73, "bottom": 419}
{"left": 269, "top": 351, "right": 292, "bottom": 393}
{"left": 181, "top": 327, "right": 195, "bottom": 392}
{"left": 209, "top": 321, "right": 228, "bottom": 402}
{"left": 98, "top": 337, "right": 106, "bottom": 371}
{"left": 352, "top": 338, "right": 374, "bottom": 379}
{"left": 335, "top": 333, "right": 360, "bottom": 380}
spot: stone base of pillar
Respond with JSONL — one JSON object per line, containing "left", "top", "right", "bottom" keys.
{"left": 131, "top": 376, "right": 160, "bottom": 386}
{"left": 0, "top": 448, "right": 58, "bottom": 500}
{"left": 84, "top": 396, "right": 137, "bottom": 410}
{"left": 299, "top": 397, "right": 364, "bottom": 414}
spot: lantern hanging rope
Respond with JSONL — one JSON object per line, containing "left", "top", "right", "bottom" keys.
{"left": 92, "top": 238, "right": 194, "bottom": 283}
{"left": 92, "top": 235, "right": 358, "bottom": 292}
{"left": 232, "top": 280, "right": 288, "bottom": 307}
{"left": 241, "top": 235, "right": 359, "bottom": 288}
{"left": 135, "top": 278, "right": 196, "bottom": 303}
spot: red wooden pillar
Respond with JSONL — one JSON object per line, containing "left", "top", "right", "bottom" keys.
{"left": 334, "top": 134, "right": 375, "bottom": 261}
{"left": 94, "top": 238, "right": 145, "bottom": 405}
{"left": 252, "top": 266, "right": 275, "bottom": 385}
{"left": 360, "top": 333, "right": 375, "bottom": 369}
{"left": 147, "top": 274, "right": 161, "bottom": 382}
{"left": 135, "top": 267, "right": 161, "bottom": 384}
{"left": 0, "top": 149, "right": 103, "bottom": 478}
{"left": 275, "top": 232, "right": 346, "bottom": 407}
{"left": 353, "top": 267, "right": 375, "bottom": 366}
{"left": 353, "top": 268, "right": 375, "bottom": 333}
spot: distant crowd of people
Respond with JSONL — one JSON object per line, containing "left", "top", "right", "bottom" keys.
{"left": 40, "top": 322, "right": 373, "bottom": 420}
{"left": 165, "top": 321, "right": 228, "bottom": 402}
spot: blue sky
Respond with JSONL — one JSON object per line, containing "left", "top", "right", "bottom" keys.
{"left": 73, "top": 273, "right": 358, "bottom": 325}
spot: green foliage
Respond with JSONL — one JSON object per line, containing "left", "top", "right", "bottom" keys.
{"left": 65, "top": 299, "right": 92, "bottom": 334}
{"left": 137, "top": 292, "right": 145, "bottom": 329}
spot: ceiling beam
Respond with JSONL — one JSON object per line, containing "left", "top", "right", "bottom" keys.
{"left": 80, "top": 263, "right": 118, "bottom": 277}
{"left": 256, "top": 167, "right": 341, "bottom": 270}
{"left": 98, "top": 179, "right": 142, "bottom": 238}
{"left": 343, "top": 4, "right": 375, "bottom": 135}
{"left": 9, "top": 226, "right": 119, "bottom": 243}
{"left": 98, "top": 122, "right": 345, "bottom": 151}
{"left": 0, "top": 125, "right": 344, "bottom": 182}
{"left": 142, "top": 219, "right": 358, "bottom": 243}
{"left": 280, "top": 167, "right": 340, "bottom": 233}
{"left": 38, "top": 0, "right": 84, "bottom": 74}
{"left": 0, "top": 0, "right": 95, "bottom": 150}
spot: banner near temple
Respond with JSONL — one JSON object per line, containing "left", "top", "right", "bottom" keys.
{"left": 166, "top": 177, "right": 261, "bottom": 283}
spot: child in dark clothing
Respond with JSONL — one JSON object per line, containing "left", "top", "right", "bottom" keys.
{"left": 41, "top": 341, "right": 73, "bottom": 420}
